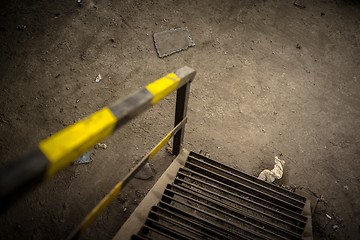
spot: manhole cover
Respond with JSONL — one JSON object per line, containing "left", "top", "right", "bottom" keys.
{"left": 153, "top": 27, "right": 195, "bottom": 58}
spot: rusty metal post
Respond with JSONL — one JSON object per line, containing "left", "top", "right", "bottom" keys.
{"left": 172, "top": 82, "right": 191, "bottom": 155}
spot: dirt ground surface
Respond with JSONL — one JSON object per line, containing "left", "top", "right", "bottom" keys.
{"left": 0, "top": 0, "right": 359, "bottom": 239}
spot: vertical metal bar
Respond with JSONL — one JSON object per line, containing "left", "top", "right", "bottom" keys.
{"left": 173, "top": 82, "right": 191, "bottom": 155}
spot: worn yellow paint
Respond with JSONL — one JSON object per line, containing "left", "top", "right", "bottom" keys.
{"left": 74, "top": 119, "right": 187, "bottom": 236}
{"left": 78, "top": 131, "right": 172, "bottom": 232}
{"left": 80, "top": 182, "right": 123, "bottom": 232}
{"left": 146, "top": 72, "right": 181, "bottom": 104}
{"left": 149, "top": 132, "right": 172, "bottom": 159}
{"left": 39, "top": 108, "right": 117, "bottom": 177}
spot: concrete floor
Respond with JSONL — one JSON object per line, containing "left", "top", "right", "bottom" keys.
{"left": 0, "top": 0, "right": 359, "bottom": 239}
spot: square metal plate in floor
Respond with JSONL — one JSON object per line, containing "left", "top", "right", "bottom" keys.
{"left": 153, "top": 27, "right": 195, "bottom": 58}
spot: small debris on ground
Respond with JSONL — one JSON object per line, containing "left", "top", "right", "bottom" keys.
{"left": 15, "top": 224, "right": 21, "bottom": 230}
{"left": 95, "top": 74, "right": 102, "bottom": 83}
{"left": 166, "top": 140, "right": 173, "bottom": 154}
{"left": 296, "top": 43, "right": 302, "bottom": 49}
{"left": 95, "top": 143, "right": 107, "bottom": 149}
{"left": 344, "top": 185, "right": 349, "bottom": 190}
{"left": 294, "top": 0, "right": 306, "bottom": 9}
{"left": 135, "top": 162, "right": 155, "bottom": 180}
{"left": 258, "top": 156, "right": 285, "bottom": 183}
{"left": 123, "top": 207, "right": 127, "bottom": 212}
{"left": 326, "top": 214, "right": 332, "bottom": 220}
{"left": 39, "top": 200, "right": 46, "bottom": 207}
{"left": 17, "top": 25, "right": 27, "bottom": 30}
{"left": 332, "top": 224, "right": 339, "bottom": 230}
{"left": 74, "top": 151, "right": 92, "bottom": 165}
{"left": 199, "top": 150, "right": 210, "bottom": 158}
{"left": 281, "top": 184, "right": 302, "bottom": 192}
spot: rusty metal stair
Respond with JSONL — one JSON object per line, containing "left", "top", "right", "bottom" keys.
{"left": 115, "top": 150, "right": 313, "bottom": 240}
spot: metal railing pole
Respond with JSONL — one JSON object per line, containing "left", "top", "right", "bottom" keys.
{"left": 67, "top": 118, "right": 188, "bottom": 239}
{"left": 173, "top": 81, "right": 191, "bottom": 155}
{"left": 0, "top": 66, "right": 196, "bottom": 210}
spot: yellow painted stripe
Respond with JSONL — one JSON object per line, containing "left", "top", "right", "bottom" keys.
{"left": 74, "top": 119, "right": 186, "bottom": 236}
{"left": 80, "top": 182, "right": 123, "bottom": 233}
{"left": 78, "top": 132, "right": 171, "bottom": 232}
{"left": 39, "top": 108, "right": 117, "bottom": 177}
{"left": 149, "top": 132, "right": 172, "bottom": 159}
{"left": 146, "top": 72, "right": 181, "bottom": 104}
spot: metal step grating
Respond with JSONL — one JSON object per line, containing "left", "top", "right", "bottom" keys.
{"left": 131, "top": 151, "right": 310, "bottom": 240}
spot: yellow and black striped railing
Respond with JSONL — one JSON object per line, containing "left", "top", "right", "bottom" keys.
{"left": 67, "top": 118, "right": 187, "bottom": 239}
{"left": 0, "top": 67, "right": 196, "bottom": 227}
